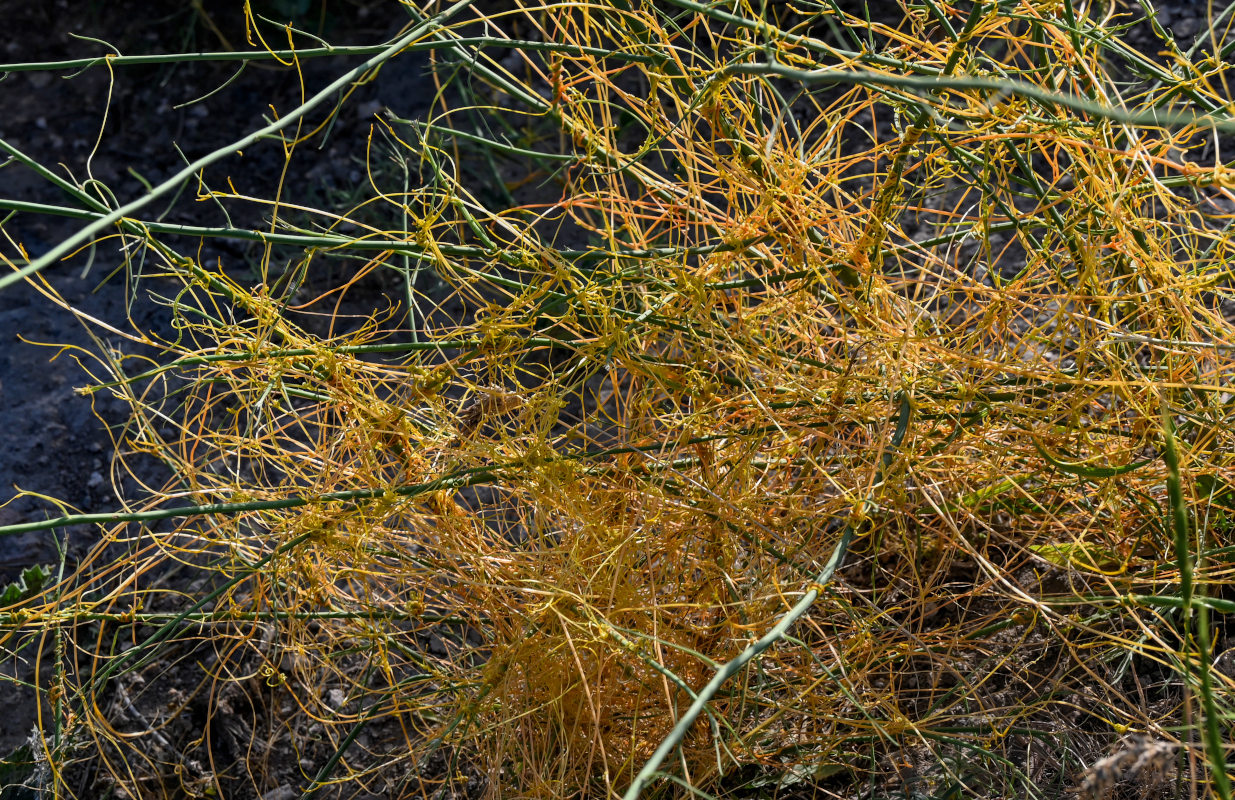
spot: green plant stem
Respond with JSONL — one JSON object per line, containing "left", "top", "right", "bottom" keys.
{"left": 0, "top": 198, "right": 757, "bottom": 264}
{"left": 1163, "top": 408, "right": 1232, "bottom": 800}
{"left": 0, "top": 38, "right": 659, "bottom": 74}
{"left": 0, "top": 466, "right": 501, "bottom": 538}
{"left": 719, "top": 62, "right": 1235, "bottom": 134}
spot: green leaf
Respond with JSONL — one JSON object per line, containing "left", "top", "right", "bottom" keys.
{"left": 0, "top": 565, "right": 51, "bottom": 607}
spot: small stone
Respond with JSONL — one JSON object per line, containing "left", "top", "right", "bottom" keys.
{"left": 356, "top": 100, "right": 383, "bottom": 119}
{"left": 261, "top": 787, "right": 298, "bottom": 800}
{"left": 1173, "top": 17, "right": 1198, "bottom": 37}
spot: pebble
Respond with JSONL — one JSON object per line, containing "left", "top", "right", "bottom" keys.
{"left": 261, "top": 787, "right": 298, "bottom": 800}
{"left": 1173, "top": 16, "right": 1198, "bottom": 37}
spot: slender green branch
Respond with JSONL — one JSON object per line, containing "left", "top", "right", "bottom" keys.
{"left": 0, "top": 38, "right": 660, "bottom": 74}
{"left": 720, "top": 62, "right": 1235, "bottom": 134}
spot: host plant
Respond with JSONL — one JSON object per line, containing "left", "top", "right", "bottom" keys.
{"left": 3, "top": 0, "right": 1235, "bottom": 798}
